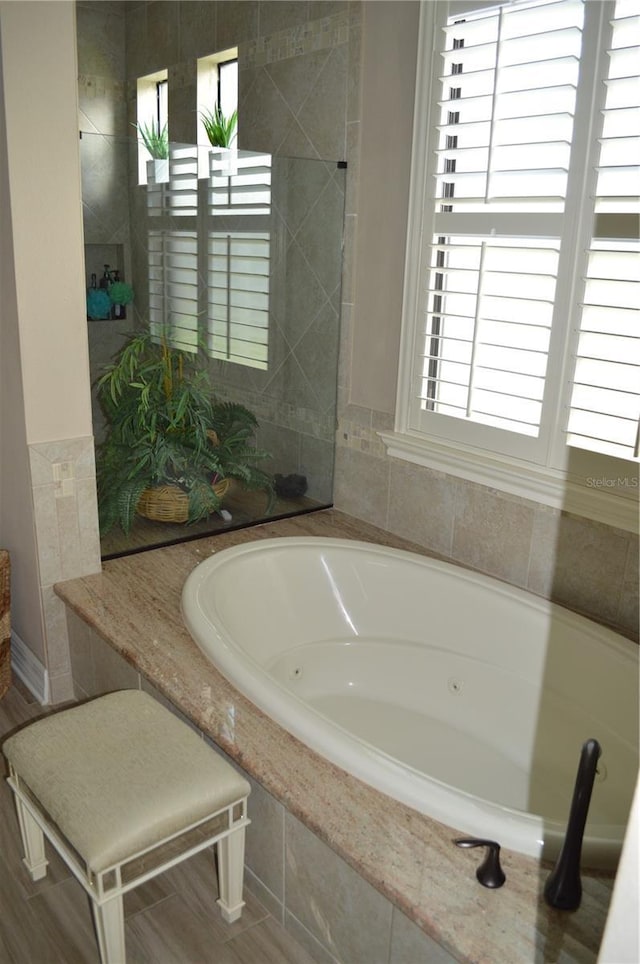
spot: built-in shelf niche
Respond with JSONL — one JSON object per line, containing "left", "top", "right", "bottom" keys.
{"left": 84, "top": 242, "right": 129, "bottom": 321}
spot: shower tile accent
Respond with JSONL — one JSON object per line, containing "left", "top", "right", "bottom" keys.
{"left": 243, "top": 10, "right": 350, "bottom": 69}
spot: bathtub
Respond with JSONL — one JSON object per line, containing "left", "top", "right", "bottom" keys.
{"left": 181, "top": 537, "right": 638, "bottom": 868}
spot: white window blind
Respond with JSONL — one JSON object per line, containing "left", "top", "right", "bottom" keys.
{"left": 209, "top": 150, "right": 272, "bottom": 215}
{"left": 420, "top": 0, "right": 584, "bottom": 446}
{"left": 422, "top": 236, "right": 560, "bottom": 436}
{"left": 147, "top": 145, "right": 200, "bottom": 351}
{"left": 146, "top": 148, "right": 272, "bottom": 368}
{"left": 434, "top": 0, "right": 583, "bottom": 213}
{"left": 148, "top": 230, "right": 199, "bottom": 352}
{"left": 567, "top": 0, "right": 640, "bottom": 460}
{"left": 206, "top": 150, "right": 272, "bottom": 368}
{"left": 147, "top": 144, "right": 198, "bottom": 218}
{"left": 208, "top": 232, "right": 270, "bottom": 370}
{"left": 389, "top": 0, "right": 639, "bottom": 527}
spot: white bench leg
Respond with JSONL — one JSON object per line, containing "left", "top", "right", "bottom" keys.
{"left": 216, "top": 826, "right": 246, "bottom": 923}
{"left": 92, "top": 895, "right": 125, "bottom": 964}
{"left": 14, "top": 794, "right": 48, "bottom": 881}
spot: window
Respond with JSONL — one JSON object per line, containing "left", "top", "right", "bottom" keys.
{"left": 388, "top": 0, "right": 639, "bottom": 529}
{"left": 136, "top": 69, "right": 169, "bottom": 184}
{"left": 141, "top": 52, "right": 271, "bottom": 372}
{"left": 218, "top": 58, "right": 238, "bottom": 124}
{"left": 197, "top": 49, "right": 239, "bottom": 178}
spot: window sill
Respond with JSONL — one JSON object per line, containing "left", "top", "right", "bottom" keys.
{"left": 379, "top": 431, "right": 639, "bottom": 534}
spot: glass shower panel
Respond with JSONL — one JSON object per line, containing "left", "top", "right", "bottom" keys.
{"left": 80, "top": 134, "right": 345, "bottom": 558}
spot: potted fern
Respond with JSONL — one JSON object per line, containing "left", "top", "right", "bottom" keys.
{"left": 96, "top": 328, "right": 273, "bottom": 535}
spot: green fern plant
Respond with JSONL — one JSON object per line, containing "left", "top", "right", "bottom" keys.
{"left": 96, "top": 329, "right": 273, "bottom": 535}
{"left": 200, "top": 104, "right": 238, "bottom": 148}
{"left": 134, "top": 120, "right": 169, "bottom": 159}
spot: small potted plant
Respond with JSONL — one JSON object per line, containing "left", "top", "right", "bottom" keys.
{"left": 200, "top": 104, "right": 238, "bottom": 176}
{"left": 200, "top": 104, "right": 237, "bottom": 148}
{"left": 134, "top": 119, "right": 169, "bottom": 182}
{"left": 95, "top": 327, "right": 273, "bottom": 535}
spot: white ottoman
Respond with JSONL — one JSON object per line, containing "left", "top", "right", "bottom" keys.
{"left": 3, "top": 689, "right": 251, "bottom": 964}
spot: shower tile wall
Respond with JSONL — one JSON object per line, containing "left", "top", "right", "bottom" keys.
{"left": 77, "top": 0, "right": 132, "bottom": 444}
{"left": 121, "top": 1, "right": 357, "bottom": 504}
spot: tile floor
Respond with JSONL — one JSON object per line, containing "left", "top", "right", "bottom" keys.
{"left": 0, "top": 683, "right": 316, "bottom": 964}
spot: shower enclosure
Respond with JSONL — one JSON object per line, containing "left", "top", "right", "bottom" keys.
{"left": 81, "top": 131, "right": 345, "bottom": 558}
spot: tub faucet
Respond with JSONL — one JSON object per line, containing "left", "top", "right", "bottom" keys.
{"left": 544, "top": 738, "right": 602, "bottom": 911}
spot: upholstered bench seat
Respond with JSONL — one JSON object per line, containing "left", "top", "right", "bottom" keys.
{"left": 3, "top": 689, "right": 251, "bottom": 964}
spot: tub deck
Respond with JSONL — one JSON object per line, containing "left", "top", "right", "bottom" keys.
{"left": 54, "top": 508, "right": 615, "bottom": 964}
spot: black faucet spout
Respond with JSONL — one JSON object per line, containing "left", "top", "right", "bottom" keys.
{"left": 544, "top": 738, "right": 602, "bottom": 911}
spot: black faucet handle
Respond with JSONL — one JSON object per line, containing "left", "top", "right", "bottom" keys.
{"left": 455, "top": 838, "right": 506, "bottom": 888}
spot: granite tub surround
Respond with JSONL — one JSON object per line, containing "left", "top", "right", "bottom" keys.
{"left": 54, "top": 510, "right": 615, "bottom": 964}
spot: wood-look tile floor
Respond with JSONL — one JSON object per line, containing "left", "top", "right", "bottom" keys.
{"left": 0, "top": 684, "right": 316, "bottom": 964}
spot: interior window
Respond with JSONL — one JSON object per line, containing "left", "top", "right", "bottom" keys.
{"left": 388, "top": 0, "right": 639, "bottom": 526}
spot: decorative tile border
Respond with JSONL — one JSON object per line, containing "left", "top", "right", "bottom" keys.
{"left": 336, "top": 415, "right": 386, "bottom": 457}
{"left": 243, "top": 11, "right": 350, "bottom": 69}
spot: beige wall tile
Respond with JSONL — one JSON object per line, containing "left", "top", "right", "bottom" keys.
{"left": 48, "top": 673, "right": 75, "bottom": 705}
{"left": 333, "top": 446, "right": 389, "bottom": 524}
{"left": 66, "top": 608, "right": 94, "bottom": 698}
{"left": 451, "top": 482, "right": 535, "bottom": 586}
{"left": 527, "top": 506, "right": 561, "bottom": 600}
{"left": 284, "top": 909, "right": 338, "bottom": 964}
{"left": 31, "top": 486, "right": 61, "bottom": 589}
{"left": 245, "top": 867, "right": 284, "bottom": 924}
{"left": 388, "top": 460, "right": 457, "bottom": 558}
{"left": 284, "top": 812, "right": 393, "bottom": 963}
{"left": 618, "top": 537, "right": 639, "bottom": 641}
{"left": 389, "top": 906, "right": 458, "bottom": 964}
{"left": 41, "top": 589, "right": 71, "bottom": 679}
{"left": 245, "top": 777, "right": 285, "bottom": 903}
{"left": 548, "top": 515, "right": 630, "bottom": 628}
{"left": 91, "top": 630, "right": 140, "bottom": 694}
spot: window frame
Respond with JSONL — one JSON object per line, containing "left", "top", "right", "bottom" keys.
{"left": 136, "top": 69, "right": 169, "bottom": 185}
{"left": 384, "top": 0, "right": 639, "bottom": 532}
{"left": 197, "top": 48, "right": 239, "bottom": 179}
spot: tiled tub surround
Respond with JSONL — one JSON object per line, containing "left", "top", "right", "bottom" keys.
{"left": 335, "top": 425, "right": 639, "bottom": 644}
{"left": 55, "top": 510, "right": 616, "bottom": 964}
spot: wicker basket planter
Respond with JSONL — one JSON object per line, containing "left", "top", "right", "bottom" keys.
{"left": 137, "top": 479, "right": 231, "bottom": 525}
{"left": 0, "top": 550, "right": 10, "bottom": 700}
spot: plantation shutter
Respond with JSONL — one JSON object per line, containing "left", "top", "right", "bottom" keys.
{"left": 417, "top": 0, "right": 585, "bottom": 449}
{"left": 566, "top": 0, "right": 640, "bottom": 460}
{"left": 208, "top": 233, "right": 270, "bottom": 369}
{"left": 147, "top": 145, "right": 199, "bottom": 351}
{"left": 148, "top": 230, "right": 199, "bottom": 352}
{"left": 207, "top": 151, "right": 272, "bottom": 369}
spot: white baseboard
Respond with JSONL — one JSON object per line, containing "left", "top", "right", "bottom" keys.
{"left": 10, "top": 631, "right": 49, "bottom": 705}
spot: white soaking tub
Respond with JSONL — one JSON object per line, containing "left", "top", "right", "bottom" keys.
{"left": 181, "top": 537, "right": 638, "bottom": 868}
